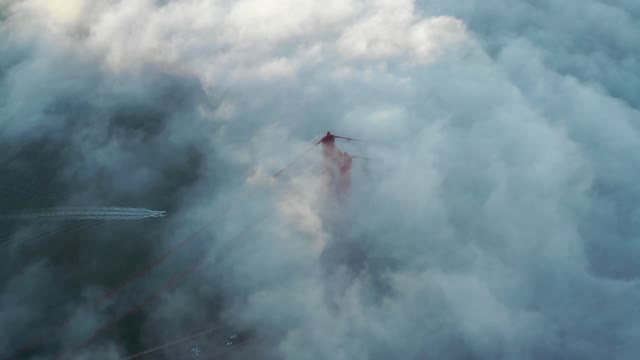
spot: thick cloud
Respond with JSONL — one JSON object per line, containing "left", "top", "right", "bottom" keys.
{"left": 1, "top": 0, "right": 640, "bottom": 359}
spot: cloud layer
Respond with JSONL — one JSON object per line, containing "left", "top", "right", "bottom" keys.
{"left": 2, "top": 0, "right": 640, "bottom": 359}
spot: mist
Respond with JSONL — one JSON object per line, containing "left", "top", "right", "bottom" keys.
{"left": 1, "top": 0, "right": 640, "bottom": 359}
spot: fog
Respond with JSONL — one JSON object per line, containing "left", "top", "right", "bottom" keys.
{"left": 1, "top": 0, "right": 640, "bottom": 359}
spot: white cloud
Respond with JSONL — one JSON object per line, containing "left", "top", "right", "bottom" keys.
{"left": 3, "top": 0, "right": 640, "bottom": 359}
